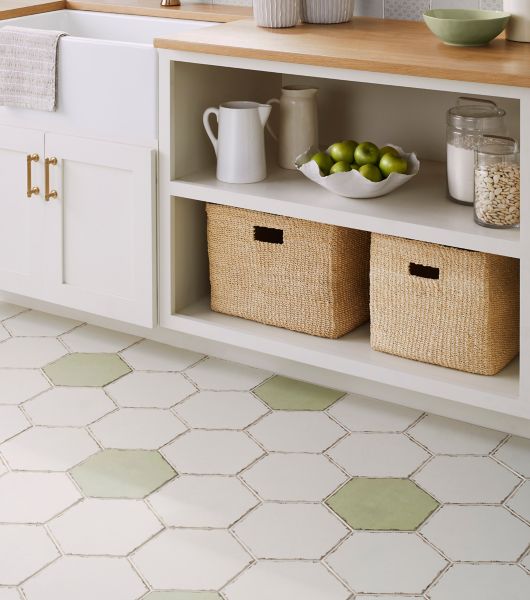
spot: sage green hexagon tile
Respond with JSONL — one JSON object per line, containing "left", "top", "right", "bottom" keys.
{"left": 44, "top": 353, "right": 131, "bottom": 387}
{"left": 145, "top": 593, "right": 222, "bottom": 600}
{"left": 326, "top": 478, "right": 439, "bottom": 531}
{"left": 70, "top": 449, "right": 176, "bottom": 498}
{"left": 253, "top": 376, "right": 344, "bottom": 411}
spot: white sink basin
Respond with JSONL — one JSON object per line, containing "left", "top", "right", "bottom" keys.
{"left": 0, "top": 10, "right": 217, "bottom": 145}
{"left": 2, "top": 9, "right": 214, "bottom": 44}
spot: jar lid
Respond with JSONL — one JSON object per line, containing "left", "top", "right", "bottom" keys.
{"left": 448, "top": 97, "right": 506, "bottom": 131}
{"left": 476, "top": 135, "right": 518, "bottom": 156}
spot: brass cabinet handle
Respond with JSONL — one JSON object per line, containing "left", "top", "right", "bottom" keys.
{"left": 45, "top": 157, "right": 58, "bottom": 201}
{"left": 26, "top": 154, "right": 40, "bottom": 198}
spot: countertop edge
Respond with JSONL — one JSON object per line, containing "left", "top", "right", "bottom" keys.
{"left": 154, "top": 36, "right": 530, "bottom": 89}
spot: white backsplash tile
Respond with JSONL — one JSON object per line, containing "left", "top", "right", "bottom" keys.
{"left": 201, "top": 0, "right": 504, "bottom": 19}
{"left": 384, "top": 0, "right": 430, "bottom": 20}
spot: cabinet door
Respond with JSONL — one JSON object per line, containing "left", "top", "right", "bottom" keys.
{"left": 44, "top": 133, "right": 156, "bottom": 327}
{"left": 0, "top": 125, "right": 49, "bottom": 297}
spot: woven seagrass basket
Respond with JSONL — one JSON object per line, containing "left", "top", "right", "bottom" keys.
{"left": 206, "top": 204, "right": 370, "bottom": 339}
{"left": 370, "top": 234, "right": 519, "bottom": 375}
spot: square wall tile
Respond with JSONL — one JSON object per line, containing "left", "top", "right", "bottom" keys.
{"left": 384, "top": 0, "right": 429, "bottom": 20}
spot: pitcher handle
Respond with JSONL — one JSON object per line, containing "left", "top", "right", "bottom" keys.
{"left": 266, "top": 98, "right": 279, "bottom": 142}
{"left": 203, "top": 107, "right": 220, "bottom": 156}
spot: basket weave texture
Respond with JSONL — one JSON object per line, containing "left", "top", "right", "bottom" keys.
{"left": 206, "top": 204, "right": 370, "bottom": 339}
{"left": 370, "top": 234, "right": 520, "bottom": 376}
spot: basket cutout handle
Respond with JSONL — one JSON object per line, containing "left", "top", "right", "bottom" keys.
{"left": 254, "top": 226, "right": 284, "bottom": 245}
{"left": 409, "top": 262, "right": 439, "bottom": 280}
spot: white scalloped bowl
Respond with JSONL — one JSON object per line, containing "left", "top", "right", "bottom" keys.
{"left": 295, "top": 144, "right": 421, "bottom": 199}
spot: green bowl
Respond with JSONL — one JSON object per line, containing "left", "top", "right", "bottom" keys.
{"left": 423, "top": 9, "right": 510, "bottom": 46}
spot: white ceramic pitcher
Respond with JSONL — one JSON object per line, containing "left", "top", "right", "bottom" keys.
{"left": 267, "top": 86, "right": 319, "bottom": 170}
{"left": 203, "top": 101, "right": 272, "bottom": 184}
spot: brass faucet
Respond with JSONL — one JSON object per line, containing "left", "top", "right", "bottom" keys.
{"left": 160, "top": 0, "right": 180, "bottom": 6}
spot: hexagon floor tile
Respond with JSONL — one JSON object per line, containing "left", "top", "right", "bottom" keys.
{"left": 0, "top": 301, "right": 25, "bottom": 320}
{"left": 328, "top": 394, "right": 422, "bottom": 432}
{"left": 23, "top": 387, "right": 115, "bottom": 427}
{"left": 120, "top": 339, "right": 203, "bottom": 371}
{"left": 241, "top": 453, "right": 347, "bottom": 501}
{"left": 408, "top": 414, "right": 506, "bottom": 455}
{"left": 0, "top": 405, "right": 29, "bottom": 443}
{"left": 253, "top": 375, "right": 344, "bottom": 410}
{"left": 90, "top": 408, "right": 187, "bottom": 450}
{"left": 494, "top": 436, "right": 530, "bottom": 477}
{"left": 48, "top": 498, "right": 162, "bottom": 555}
{"left": 70, "top": 449, "right": 176, "bottom": 498}
{"left": 144, "top": 594, "right": 221, "bottom": 600}
{"left": 233, "top": 502, "right": 349, "bottom": 559}
{"left": 0, "top": 472, "right": 81, "bottom": 523}
{"left": 428, "top": 563, "right": 530, "bottom": 600}
{"left": 0, "top": 524, "right": 59, "bottom": 585}
{"left": 185, "top": 357, "right": 271, "bottom": 391}
{"left": 0, "top": 368, "right": 50, "bottom": 405}
{"left": 223, "top": 561, "right": 350, "bottom": 600}
{"left": 131, "top": 529, "right": 251, "bottom": 590}
{"left": 420, "top": 505, "right": 530, "bottom": 562}
{"left": 174, "top": 390, "right": 268, "bottom": 430}
{"left": 162, "top": 430, "right": 263, "bottom": 475}
{"left": 148, "top": 475, "right": 258, "bottom": 528}
{"left": 60, "top": 324, "right": 140, "bottom": 354}
{"left": 326, "top": 478, "right": 439, "bottom": 531}
{"left": 413, "top": 455, "right": 520, "bottom": 504}
{"left": 247, "top": 411, "right": 345, "bottom": 453}
{"left": 105, "top": 371, "right": 196, "bottom": 408}
{"left": 44, "top": 353, "right": 131, "bottom": 387}
{"left": 3, "top": 310, "right": 81, "bottom": 337}
{"left": 1, "top": 426, "right": 99, "bottom": 471}
{"left": 507, "top": 480, "right": 530, "bottom": 522}
{"left": 0, "top": 589, "right": 22, "bottom": 600}
{"left": 0, "top": 337, "right": 67, "bottom": 368}
{"left": 326, "top": 532, "right": 447, "bottom": 594}
{"left": 21, "top": 556, "right": 147, "bottom": 600}
{"left": 328, "top": 433, "right": 429, "bottom": 477}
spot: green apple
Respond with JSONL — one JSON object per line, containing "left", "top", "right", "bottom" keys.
{"left": 360, "top": 164, "right": 383, "bottom": 182}
{"left": 311, "top": 151, "right": 334, "bottom": 175}
{"left": 379, "top": 145, "right": 400, "bottom": 158}
{"left": 351, "top": 163, "right": 360, "bottom": 171}
{"left": 330, "top": 161, "right": 352, "bottom": 174}
{"left": 329, "top": 140, "right": 358, "bottom": 164}
{"left": 379, "top": 153, "right": 409, "bottom": 178}
{"left": 354, "top": 142, "right": 380, "bottom": 166}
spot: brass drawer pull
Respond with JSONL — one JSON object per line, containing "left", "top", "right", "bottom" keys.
{"left": 45, "top": 157, "right": 58, "bottom": 201}
{"left": 26, "top": 154, "right": 39, "bottom": 198}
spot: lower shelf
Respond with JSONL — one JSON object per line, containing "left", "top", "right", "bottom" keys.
{"left": 164, "top": 297, "right": 524, "bottom": 418}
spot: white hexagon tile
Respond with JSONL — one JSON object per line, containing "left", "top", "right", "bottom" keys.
{"left": 0, "top": 306, "right": 528, "bottom": 599}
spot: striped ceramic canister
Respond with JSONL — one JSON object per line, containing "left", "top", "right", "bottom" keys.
{"left": 301, "top": 0, "right": 354, "bottom": 24}
{"left": 253, "top": 0, "right": 300, "bottom": 28}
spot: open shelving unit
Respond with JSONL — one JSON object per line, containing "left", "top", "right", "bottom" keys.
{"left": 157, "top": 46, "right": 530, "bottom": 436}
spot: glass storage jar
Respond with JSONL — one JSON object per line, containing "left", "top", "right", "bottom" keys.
{"left": 447, "top": 97, "right": 506, "bottom": 205}
{"left": 474, "top": 135, "right": 520, "bottom": 229}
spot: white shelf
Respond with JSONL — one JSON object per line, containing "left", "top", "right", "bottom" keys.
{"left": 165, "top": 297, "right": 524, "bottom": 418}
{"left": 169, "top": 161, "right": 520, "bottom": 259}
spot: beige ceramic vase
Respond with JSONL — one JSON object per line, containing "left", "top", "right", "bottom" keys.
{"left": 267, "top": 85, "right": 319, "bottom": 170}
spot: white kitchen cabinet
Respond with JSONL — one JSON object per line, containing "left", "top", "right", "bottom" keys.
{"left": 0, "top": 128, "right": 156, "bottom": 328}
{"left": 0, "top": 125, "right": 48, "bottom": 299}
{"left": 43, "top": 134, "right": 156, "bottom": 328}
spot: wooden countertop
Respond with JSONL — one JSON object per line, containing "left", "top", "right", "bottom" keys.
{"left": 0, "top": 0, "right": 65, "bottom": 20}
{"left": 155, "top": 17, "right": 530, "bottom": 88}
{"left": 0, "top": 0, "right": 251, "bottom": 22}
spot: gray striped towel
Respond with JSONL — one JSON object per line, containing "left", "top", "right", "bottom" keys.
{"left": 0, "top": 26, "right": 67, "bottom": 112}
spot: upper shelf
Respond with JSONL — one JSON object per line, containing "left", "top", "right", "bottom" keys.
{"left": 170, "top": 160, "right": 520, "bottom": 258}
{"left": 155, "top": 18, "right": 530, "bottom": 89}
